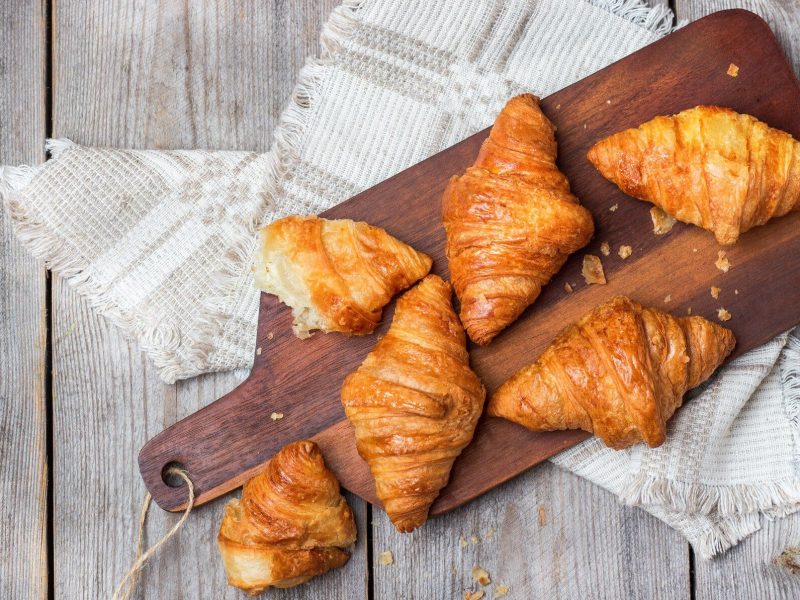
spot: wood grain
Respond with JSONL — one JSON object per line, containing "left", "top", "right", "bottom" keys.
{"left": 0, "top": 2, "right": 48, "bottom": 599}
{"left": 139, "top": 9, "right": 800, "bottom": 518}
{"left": 372, "top": 462, "right": 689, "bottom": 599}
{"left": 50, "top": 1, "right": 364, "bottom": 599}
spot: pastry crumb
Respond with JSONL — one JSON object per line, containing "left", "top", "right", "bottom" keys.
{"left": 727, "top": 62, "right": 739, "bottom": 77}
{"left": 270, "top": 412, "right": 284, "bottom": 421}
{"left": 600, "top": 242, "right": 611, "bottom": 256}
{"left": 735, "top": 289, "right": 739, "bottom": 295}
{"left": 582, "top": 255, "right": 606, "bottom": 285}
{"left": 609, "top": 203, "right": 619, "bottom": 212}
{"left": 715, "top": 250, "right": 731, "bottom": 273}
{"left": 663, "top": 294, "right": 672, "bottom": 303}
{"left": 267, "top": 331, "right": 274, "bottom": 340}
{"left": 538, "top": 505, "right": 547, "bottom": 526}
{"left": 687, "top": 307, "right": 693, "bottom": 315}
{"left": 495, "top": 585, "right": 510, "bottom": 598}
{"left": 717, "top": 308, "right": 732, "bottom": 322}
{"left": 564, "top": 282, "right": 573, "bottom": 294}
{"left": 606, "top": 99, "right": 612, "bottom": 104}
{"left": 484, "top": 527, "right": 496, "bottom": 539}
{"left": 459, "top": 536, "right": 468, "bottom": 548}
{"left": 464, "top": 591, "right": 485, "bottom": 600}
{"left": 710, "top": 286, "right": 721, "bottom": 299}
{"left": 693, "top": 248, "right": 698, "bottom": 253}
{"left": 618, "top": 245, "right": 633, "bottom": 259}
{"left": 470, "top": 535, "right": 479, "bottom": 545}
{"left": 650, "top": 206, "right": 676, "bottom": 235}
{"left": 379, "top": 551, "right": 394, "bottom": 566}
{"left": 472, "top": 566, "right": 491, "bottom": 586}
{"left": 256, "top": 346, "right": 262, "bottom": 356}
{"left": 555, "top": 103, "right": 561, "bottom": 109}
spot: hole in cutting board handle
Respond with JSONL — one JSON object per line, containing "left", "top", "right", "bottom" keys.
{"left": 161, "top": 461, "right": 188, "bottom": 488}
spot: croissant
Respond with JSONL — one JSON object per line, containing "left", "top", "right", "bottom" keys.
{"left": 488, "top": 296, "right": 735, "bottom": 449}
{"left": 217, "top": 440, "right": 357, "bottom": 595}
{"left": 341, "top": 275, "right": 485, "bottom": 532}
{"left": 255, "top": 215, "right": 432, "bottom": 337}
{"left": 443, "top": 94, "right": 595, "bottom": 345}
{"left": 588, "top": 105, "right": 800, "bottom": 245}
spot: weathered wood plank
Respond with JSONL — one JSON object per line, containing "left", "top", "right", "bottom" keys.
{"left": 51, "top": 1, "right": 363, "bottom": 598}
{"left": 373, "top": 462, "right": 689, "bottom": 599}
{"left": 672, "top": 2, "right": 800, "bottom": 599}
{"left": 0, "top": 1, "right": 48, "bottom": 599}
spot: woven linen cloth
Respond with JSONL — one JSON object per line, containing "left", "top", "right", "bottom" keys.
{"left": 2, "top": 0, "right": 799, "bottom": 557}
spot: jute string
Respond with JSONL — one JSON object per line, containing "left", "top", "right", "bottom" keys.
{"left": 112, "top": 468, "right": 195, "bottom": 600}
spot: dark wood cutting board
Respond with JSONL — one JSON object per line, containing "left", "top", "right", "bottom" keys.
{"left": 139, "top": 9, "right": 800, "bottom": 513}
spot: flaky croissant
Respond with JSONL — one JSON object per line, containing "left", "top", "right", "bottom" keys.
{"left": 341, "top": 275, "right": 485, "bottom": 532}
{"left": 488, "top": 296, "right": 735, "bottom": 449}
{"left": 218, "top": 440, "right": 357, "bottom": 595}
{"left": 443, "top": 94, "right": 594, "bottom": 345}
{"left": 255, "top": 216, "right": 432, "bottom": 337}
{"left": 588, "top": 105, "right": 800, "bottom": 245}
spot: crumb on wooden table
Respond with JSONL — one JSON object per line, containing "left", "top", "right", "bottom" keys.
{"left": 710, "top": 286, "right": 721, "bottom": 299}
{"left": 484, "top": 527, "right": 496, "bottom": 539}
{"left": 270, "top": 412, "right": 284, "bottom": 421}
{"left": 727, "top": 62, "right": 739, "bottom": 77}
{"left": 464, "top": 591, "right": 485, "bottom": 600}
{"left": 495, "top": 585, "right": 510, "bottom": 598}
{"left": 471, "top": 566, "right": 491, "bottom": 586}
{"left": 715, "top": 250, "right": 731, "bottom": 273}
{"left": 775, "top": 546, "right": 800, "bottom": 574}
{"left": 687, "top": 307, "right": 692, "bottom": 315}
{"left": 664, "top": 294, "right": 672, "bottom": 303}
{"left": 538, "top": 505, "right": 547, "bottom": 526}
{"left": 717, "top": 308, "right": 732, "bottom": 322}
{"left": 735, "top": 289, "right": 739, "bottom": 295}
{"left": 618, "top": 245, "right": 632, "bottom": 259}
{"left": 582, "top": 255, "right": 606, "bottom": 285}
{"left": 256, "top": 346, "right": 262, "bottom": 356}
{"left": 267, "top": 331, "right": 274, "bottom": 340}
{"left": 379, "top": 551, "right": 394, "bottom": 566}
{"left": 600, "top": 242, "right": 610, "bottom": 256}
{"left": 564, "top": 282, "right": 573, "bottom": 294}
{"left": 470, "top": 535, "right": 479, "bottom": 545}
{"left": 650, "top": 206, "right": 676, "bottom": 235}
{"left": 609, "top": 203, "right": 619, "bottom": 212}
{"left": 459, "top": 535, "right": 468, "bottom": 548}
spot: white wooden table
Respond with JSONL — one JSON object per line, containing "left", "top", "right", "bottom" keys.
{"left": 2, "top": 1, "right": 800, "bottom": 598}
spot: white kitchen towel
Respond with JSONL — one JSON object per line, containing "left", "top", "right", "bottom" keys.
{"left": 2, "top": 0, "right": 799, "bottom": 557}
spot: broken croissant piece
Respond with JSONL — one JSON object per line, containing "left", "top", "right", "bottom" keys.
{"left": 488, "top": 296, "right": 735, "bottom": 449}
{"left": 255, "top": 215, "right": 432, "bottom": 337}
{"left": 218, "top": 440, "right": 357, "bottom": 595}
{"left": 443, "top": 94, "right": 594, "bottom": 345}
{"left": 341, "top": 275, "right": 486, "bottom": 532}
{"left": 588, "top": 105, "right": 800, "bottom": 245}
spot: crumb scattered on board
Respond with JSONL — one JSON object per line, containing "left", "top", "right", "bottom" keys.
{"left": 735, "top": 289, "right": 739, "bottom": 295}
{"left": 664, "top": 294, "right": 672, "bottom": 303}
{"left": 715, "top": 250, "right": 731, "bottom": 273}
{"left": 495, "top": 585, "right": 510, "bottom": 598}
{"left": 600, "top": 242, "right": 611, "bottom": 256}
{"left": 717, "top": 308, "right": 732, "bottom": 322}
{"left": 687, "top": 307, "right": 693, "bottom": 315}
{"left": 538, "top": 505, "right": 547, "bottom": 526}
{"left": 650, "top": 206, "right": 676, "bottom": 235}
{"left": 484, "top": 527, "right": 496, "bottom": 539}
{"left": 464, "top": 591, "right": 484, "bottom": 600}
{"left": 379, "top": 551, "right": 394, "bottom": 566}
{"left": 775, "top": 546, "right": 800, "bottom": 574}
{"left": 460, "top": 536, "right": 468, "bottom": 548}
{"left": 582, "top": 255, "right": 606, "bottom": 285}
{"left": 270, "top": 412, "right": 284, "bottom": 421}
{"left": 618, "top": 245, "right": 632, "bottom": 259}
{"left": 472, "top": 566, "right": 491, "bottom": 586}
{"left": 564, "top": 282, "right": 573, "bottom": 294}
{"left": 727, "top": 62, "right": 739, "bottom": 77}
{"left": 267, "top": 331, "right": 274, "bottom": 340}
{"left": 609, "top": 203, "right": 618, "bottom": 212}
{"left": 256, "top": 346, "right": 263, "bottom": 356}
{"left": 710, "top": 286, "right": 721, "bottom": 299}
{"left": 470, "top": 535, "right": 479, "bottom": 545}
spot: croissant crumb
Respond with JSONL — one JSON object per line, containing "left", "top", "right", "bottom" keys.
{"left": 710, "top": 286, "right": 721, "bottom": 299}
{"left": 270, "top": 412, "right": 284, "bottom": 421}
{"left": 727, "top": 63, "right": 739, "bottom": 77}
{"left": 464, "top": 591, "right": 485, "bottom": 600}
{"left": 715, "top": 251, "right": 731, "bottom": 273}
{"left": 582, "top": 255, "right": 606, "bottom": 285}
{"left": 618, "top": 245, "right": 633, "bottom": 259}
{"left": 609, "top": 203, "right": 619, "bottom": 212}
{"left": 600, "top": 242, "right": 611, "bottom": 256}
{"left": 471, "top": 566, "right": 491, "bottom": 586}
{"left": 650, "top": 206, "right": 677, "bottom": 234}
{"left": 379, "top": 551, "right": 394, "bottom": 566}
{"left": 495, "top": 585, "right": 510, "bottom": 597}
{"left": 717, "top": 308, "right": 732, "bottom": 322}
{"left": 564, "top": 282, "right": 573, "bottom": 294}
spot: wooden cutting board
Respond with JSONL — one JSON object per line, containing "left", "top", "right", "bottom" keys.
{"left": 139, "top": 9, "right": 800, "bottom": 513}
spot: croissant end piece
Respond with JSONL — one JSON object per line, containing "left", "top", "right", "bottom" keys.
{"left": 255, "top": 216, "right": 432, "bottom": 337}
{"left": 443, "top": 94, "right": 595, "bottom": 345}
{"left": 588, "top": 105, "right": 800, "bottom": 245}
{"left": 341, "top": 275, "right": 486, "bottom": 532}
{"left": 218, "top": 440, "right": 357, "bottom": 595}
{"left": 488, "top": 296, "right": 735, "bottom": 449}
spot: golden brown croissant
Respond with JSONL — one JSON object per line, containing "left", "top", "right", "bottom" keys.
{"left": 488, "top": 296, "right": 735, "bottom": 449}
{"left": 217, "top": 440, "right": 357, "bottom": 595}
{"left": 341, "top": 275, "right": 485, "bottom": 532}
{"left": 443, "top": 94, "right": 595, "bottom": 345}
{"left": 255, "top": 215, "right": 432, "bottom": 337}
{"left": 588, "top": 105, "right": 800, "bottom": 245}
